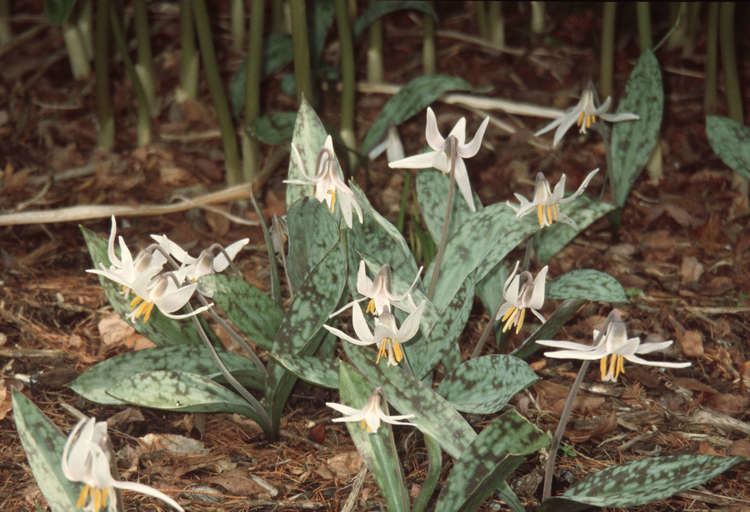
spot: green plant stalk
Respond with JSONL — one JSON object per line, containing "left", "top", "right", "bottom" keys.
{"left": 412, "top": 434, "right": 442, "bottom": 512}
{"left": 487, "top": 1, "right": 505, "bottom": 48}
{"left": 109, "top": 6, "right": 151, "bottom": 146}
{"left": 77, "top": 0, "right": 94, "bottom": 59}
{"left": 422, "top": 9, "right": 436, "bottom": 75}
{"left": 636, "top": 2, "right": 652, "bottom": 50}
{"left": 250, "top": 187, "right": 282, "bottom": 306}
{"left": 95, "top": 0, "right": 114, "bottom": 150}
{"left": 426, "top": 141, "right": 457, "bottom": 300}
{"left": 241, "top": 0, "right": 264, "bottom": 181}
{"left": 475, "top": 1, "right": 488, "bottom": 40}
{"left": 396, "top": 172, "right": 412, "bottom": 233}
{"left": 271, "top": 0, "right": 286, "bottom": 33}
{"left": 192, "top": 0, "right": 243, "bottom": 184}
{"left": 0, "top": 0, "right": 11, "bottom": 45}
{"left": 366, "top": 19, "right": 383, "bottom": 83}
{"left": 719, "top": 2, "right": 743, "bottom": 124}
{"left": 177, "top": 0, "right": 199, "bottom": 102}
{"left": 134, "top": 0, "right": 156, "bottom": 113}
{"left": 335, "top": 0, "right": 356, "bottom": 166}
{"left": 600, "top": 2, "right": 616, "bottom": 99}
{"left": 289, "top": 0, "right": 314, "bottom": 103}
{"left": 666, "top": 2, "right": 686, "bottom": 50}
{"left": 530, "top": 1, "right": 545, "bottom": 34}
{"left": 705, "top": 3, "right": 718, "bottom": 114}
{"left": 231, "top": 0, "right": 245, "bottom": 51}
{"left": 682, "top": 2, "right": 700, "bottom": 57}
{"left": 63, "top": 22, "right": 91, "bottom": 80}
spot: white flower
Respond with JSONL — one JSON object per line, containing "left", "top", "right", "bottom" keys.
{"left": 62, "top": 417, "right": 184, "bottom": 512}
{"left": 535, "top": 85, "right": 639, "bottom": 147}
{"left": 324, "top": 302, "right": 424, "bottom": 366}
{"left": 126, "top": 274, "right": 212, "bottom": 323}
{"left": 326, "top": 388, "right": 415, "bottom": 433}
{"left": 388, "top": 107, "right": 489, "bottom": 212}
{"left": 284, "top": 135, "right": 363, "bottom": 229}
{"left": 151, "top": 234, "right": 249, "bottom": 282}
{"left": 507, "top": 168, "right": 599, "bottom": 228}
{"left": 496, "top": 261, "right": 548, "bottom": 334}
{"left": 330, "top": 261, "right": 422, "bottom": 317}
{"left": 368, "top": 125, "right": 405, "bottom": 162}
{"left": 536, "top": 311, "right": 691, "bottom": 382}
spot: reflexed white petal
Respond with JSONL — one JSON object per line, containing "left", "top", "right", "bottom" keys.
{"left": 459, "top": 116, "right": 489, "bottom": 159}
{"left": 161, "top": 302, "right": 213, "bottom": 320}
{"left": 635, "top": 340, "right": 674, "bottom": 354}
{"left": 624, "top": 354, "right": 692, "bottom": 368}
{"left": 213, "top": 238, "right": 249, "bottom": 272}
{"left": 155, "top": 282, "right": 198, "bottom": 313}
{"left": 111, "top": 480, "right": 184, "bottom": 512}
{"left": 151, "top": 234, "right": 194, "bottom": 264}
{"left": 453, "top": 157, "right": 476, "bottom": 212}
{"left": 599, "top": 112, "right": 640, "bottom": 122}
{"left": 543, "top": 347, "right": 609, "bottom": 360}
{"left": 508, "top": 198, "right": 537, "bottom": 218}
{"left": 338, "top": 191, "right": 354, "bottom": 229}
{"left": 62, "top": 418, "right": 93, "bottom": 481}
{"left": 534, "top": 115, "right": 564, "bottom": 137}
{"left": 553, "top": 109, "right": 582, "bottom": 147}
{"left": 425, "top": 107, "right": 444, "bottom": 151}
{"left": 503, "top": 274, "right": 521, "bottom": 305}
{"left": 551, "top": 174, "right": 567, "bottom": 202}
{"left": 86, "top": 268, "right": 135, "bottom": 290}
{"left": 528, "top": 266, "right": 548, "bottom": 309}
{"left": 326, "top": 401, "right": 362, "bottom": 417}
{"left": 381, "top": 415, "right": 416, "bottom": 427}
{"left": 495, "top": 302, "right": 512, "bottom": 320}
{"left": 396, "top": 302, "right": 425, "bottom": 342}
{"left": 447, "top": 117, "right": 467, "bottom": 145}
{"left": 351, "top": 302, "right": 375, "bottom": 342}
{"left": 118, "top": 236, "right": 134, "bottom": 271}
{"left": 561, "top": 168, "right": 599, "bottom": 203}
{"left": 283, "top": 178, "right": 314, "bottom": 186}
{"left": 356, "top": 260, "right": 374, "bottom": 295}
{"left": 536, "top": 339, "right": 601, "bottom": 351}
{"left": 595, "top": 96, "right": 612, "bottom": 114}
{"left": 107, "top": 216, "right": 120, "bottom": 267}
{"left": 531, "top": 308, "right": 546, "bottom": 323}
{"left": 323, "top": 324, "right": 374, "bottom": 346}
{"left": 388, "top": 151, "right": 438, "bottom": 169}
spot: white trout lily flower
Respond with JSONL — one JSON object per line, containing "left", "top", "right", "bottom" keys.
{"left": 535, "top": 85, "right": 639, "bottom": 147}
{"left": 151, "top": 234, "right": 249, "bottom": 282}
{"left": 496, "top": 261, "right": 548, "bottom": 334}
{"left": 331, "top": 261, "right": 422, "bottom": 317}
{"left": 536, "top": 311, "right": 691, "bottom": 382}
{"left": 284, "top": 135, "right": 363, "bottom": 229}
{"left": 126, "top": 274, "right": 212, "bottom": 323}
{"left": 508, "top": 168, "right": 599, "bottom": 228}
{"left": 324, "top": 302, "right": 424, "bottom": 366}
{"left": 388, "top": 107, "right": 489, "bottom": 212}
{"left": 62, "top": 417, "right": 184, "bottom": 512}
{"left": 326, "top": 388, "right": 415, "bottom": 433}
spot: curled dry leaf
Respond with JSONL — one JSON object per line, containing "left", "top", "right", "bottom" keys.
{"left": 676, "top": 329, "right": 704, "bottom": 358}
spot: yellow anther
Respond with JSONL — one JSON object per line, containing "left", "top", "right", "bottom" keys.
{"left": 360, "top": 420, "right": 367, "bottom": 431}
{"left": 327, "top": 189, "right": 336, "bottom": 212}
{"left": 143, "top": 302, "right": 155, "bottom": 323}
{"left": 618, "top": 355, "right": 625, "bottom": 376}
{"left": 576, "top": 110, "right": 585, "bottom": 127}
{"left": 93, "top": 488, "right": 103, "bottom": 512}
{"left": 375, "top": 340, "right": 389, "bottom": 364}
{"left": 392, "top": 341, "right": 404, "bottom": 363}
{"left": 607, "top": 353, "right": 618, "bottom": 380}
{"left": 501, "top": 305, "right": 516, "bottom": 322}
{"left": 515, "top": 308, "right": 526, "bottom": 334}
{"left": 546, "top": 204, "right": 554, "bottom": 225}
{"left": 366, "top": 299, "right": 377, "bottom": 314}
{"left": 77, "top": 485, "right": 90, "bottom": 508}
{"left": 130, "top": 296, "right": 143, "bottom": 308}
{"left": 600, "top": 357, "right": 607, "bottom": 381}
{"left": 502, "top": 307, "right": 517, "bottom": 333}
{"left": 536, "top": 204, "right": 545, "bottom": 227}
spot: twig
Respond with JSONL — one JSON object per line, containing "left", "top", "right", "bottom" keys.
{"left": 341, "top": 466, "right": 368, "bottom": 512}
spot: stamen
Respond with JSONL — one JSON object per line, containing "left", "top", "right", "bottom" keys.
{"left": 376, "top": 340, "right": 388, "bottom": 364}
{"left": 553, "top": 203, "right": 560, "bottom": 221}
{"left": 393, "top": 341, "right": 404, "bottom": 363}
{"left": 502, "top": 308, "right": 518, "bottom": 333}
{"left": 536, "top": 204, "right": 545, "bottom": 227}
{"left": 546, "top": 204, "right": 554, "bottom": 225}
{"left": 77, "top": 485, "right": 90, "bottom": 508}
{"left": 143, "top": 302, "right": 155, "bottom": 323}
{"left": 101, "top": 488, "right": 109, "bottom": 509}
{"left": 607, "top": 353, "right": 618, "bottom": 381}
{"left": 616, "top": 355, "right": 625, "bottom": 379}
{"left": 585, "top": 114, "right": 593, "bottom": 129}
{"left": 327, "top": 189, "right": 336, "bottom": 212}
{"left": 130, "top": 296, "right": 143, "bottom": 308}
{"left": 576, "top": 110, "right": 585, "bottom": 127}
{"left": 360, "top": 420, "right": 367, "bottom": 430}
{"left": 93, "top": 488, "right": 102, "bottom": 511}
{"left": 515, "top": 308, "right": 526, "bottom": 334}
{"left": 501, "top": 305, "right": 516, "bottom": 322}
{"left": 366, "top": 299, "right": 376, "bottom": 314}
{"left": 600, "top": 357, "right": 607, "bottom": 381}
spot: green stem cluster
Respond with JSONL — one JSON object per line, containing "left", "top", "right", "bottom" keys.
{"left": 95, "top": 0, "right": 114, "bottom": 150}
{"left": 335, "top": 0, "right": 356, "bottom": 166}
{"left": 599, "top": 2, "right": 616, "bottom": 99}
{"left": 241, "top": 0, "right": 265, "bottom": 181}
{"left": 719, "top": 2, "right": 743, "bottom": 124}
{"left": 177, "top": 0, "right": 199, "bottom": 102}
{"left": 366, "top": 19, "right": 383, "bottom": 83}
{"left": 705, "top": 3, "right": 719, "bottom": 114}
{"left": 0, "top": 0, "right": 11, "bottom": 45}
{"left": 422, "top": 8, "right": 436, "bottom": 75}
{"left": 230, "top": 0, "right": 245, "bottom": 51}
{"left": 134, "top": 0, "right": 156, "bottom": 113}
{"left": 290, "top": 0, "right": 314, "bottom": 103}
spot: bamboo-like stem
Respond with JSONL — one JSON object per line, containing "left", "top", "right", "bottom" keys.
{"left": 600, "top": 2, "right": 616, "bottom": 99}
{"left": 177, "top": 0, "right": 199, "bottom": 102}
{"left": 134, "top": 0, "right": 156, "bottom": 113}
{"left": 487, "top": 1, "right": 504, "bottom": 49}
{"left": 666, "top": 2, "right": 686, "bottom": 50}
{"left": 335, "top": 0, "right": 357, "bottom": 166}
{"left": 230, "top": 0, "right": 245, "bottom": 51}
{"left": 705, "top": 3, "right": 719, "bottom": 114}
{"left": 426, "top": 140, "right": 457, "bottom": 300}
{"left": 109, "top": 5, "right": 152, "bottom": 146}
{"left": 289, "top": 0, "right": 314, "bottom": 103}
{"left": 475, "top": 1, "right": 488, "bottom": 40}
{"left": 0, "top": 0, "right": 11, "bottom": 45}
{"left": 719, "top": 2, "right": 743, "bottom": 124}
{"left": 78, "top": 0, "right": 93, "bottom": 59}
{"left": 366, "top": 19, "right": 383, "bottom": 83}
{"left": 682, "top": 2, "right": 700, "bottom": 57}
{"left": 271, "top": 0, "right": 286, "bottom": 33}
{"left": 530, "top": 1, "right": 545, "bottom": 34}
{"left": 63, "top": 22, "right": 91, "bottom": 80}
{"left": 241, "top": 0, "right": 264, "bottom": 181}
{"left": 396, "top": 172, "right": 412, "bottom": 233}
{"left": 635, "top": 2, "right": 652, "bottom": 50}
{"left": 192, "top": 0, "right": 243, "bottom": 184}
{"left": 250, "top": 187, "right": 283, "bottom": 306}
{"left": 95, "top": 0, "right": 114, "bottom": 150}
{"left": 422, "top": 9, "right": 436, "bottom": 75}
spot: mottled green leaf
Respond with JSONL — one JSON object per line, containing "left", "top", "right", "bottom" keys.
{"left": 548, "top": 269, "right": 627, "bottom": 303}
{"left": 285, "top": 98, "right": 332, "bottom": 209}
{"left": 71, "top": 345, "right": 264, "bottom": 405}
{"left": 338, "top": 363, "right": 410, "bottom": 512}
{"left": 435, "top": 410, "right": 549, "bottom": 512}
{"left": 354, "top": 1, "right": 436, "bottom": 37}
{"left": 431, "top": 203, "right": 538, "bottom": 312}
{"left": 476, "top": 262, "right": 508, "bottom": 315}
{"left": 44, "top": 0, "right": 76, "bottom": 25}
{"left": 345, "top": 343, "right": 476, "bottom": 459}
{"left": 541, "top": 455, "right": 742, "bottom": 511}
{"left": 416, "top": 169, "right": 481, "bottom": 243}
{"left": 437, "top": 355, "right": 538, "bottom": 415}
{"left": 12, "top": 391, "right": 80, "bottom": 512}
{"left": 534, "top": 196, "right": 616, "bottom": 264}
{"left": 611, "top": 50, "right": 663, "bottom": 207}
{"left": 107, "top": 370, "right": 262, "bottom": 420}
{"left": 271, "top": 353, "right": 338, "bottom": 389}
{"left": 286, "top": 197, "right": 340, "bottom": 291}
{"left": 362, "top": 75, "right": 473, "bottom": 154}
{"left": 247, "top": 111, "right": 296, "bottom": 145}
{"left": 200, "top": 274, "right": 282, "bottom": 350}
{"left": 706, "top": 115, "right": 750, "bottom": 179}
{"left": 81, "top": 226, "right": 203, "bottom": 346}
{"left": 513, "top": 299, "right": 585, "bottom": 360}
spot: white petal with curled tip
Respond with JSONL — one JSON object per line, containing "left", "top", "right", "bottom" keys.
{"left": 112, "top": 480, "right": 184, "bottom": 512}
{"left": 396, "top": 302, "right": 425, "bottom": 342}
{"left": 381, "top": 415, "right": 416, "bottom": 427}
{"left": 594, "top": 96, "right": 613, "bottom": 114}
{"left": 86, "top": 268, "right": 135, "bottom": 291}
{"left": 150, "top": 234, "right": 195, "bottom": 264}
{"left": 528, "top": 266, "right": 548, "bottom": 309}
{"left": 107, "top": 217, "right": 120, "bottom": 268}
{"left": 561, "top": 168, "right": 599, "bottom": 204}
{"left": 503, "top": 274, "right": 521, "bottom": 305}
{"left": 600, "top": 112, "right": 640, "bottom": 123}
{"left": 351, "top": 302, "right": 375, "bottom": 342}
{"left": 459, "top": 116, "right": 489, "bottom": 159}
{"left": 154, "top": 282, "right": 198, "bottom": 313}
{"left": 624, "top": 354, "right": 692, "bottom": 368}
{"left": 61, "top": 418, "right": 94, "bottom": 482}
{"left": 551, "top": 174, "right": 567, "bottom": 203}
{"left": 388, "top": 151, "right": 438, "bottom": 170}
{"left": 323, "top": 324, "right": 374, "bottom": 346}
{"left": 535, "top": 339, "right": 602, "bottom": 351}
{"left": 326, "top": 401, "right": 364, "bottom": 418}
{"left": 160, "top": 302, "right": 213, "bottom": 320}
{"left": 543, "top": 346, "right": 610, "bottom": 360}
{"left": 453, "top": 157, "right": 476, "bottom": 212}
{"left": 534, "top": 114, "right": 565, "bottom": 137}
{"left": 635, "top": 340, "right": 674, "bottom": 354}
{"left": 356, "top": 260, "right": 374, "bottom": 295}
{"left": 213, "top": 238, "right": 249, "bottom": 272}
{"left": 553, "top": 110, "right": 582, "bottom": 147}
{"left": 447, "top": 117, "right": 467, "bottom": 145}
{"left": 425, "top": 107, "right": 444, "bottom": 151}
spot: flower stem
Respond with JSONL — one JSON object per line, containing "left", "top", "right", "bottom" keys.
{"left": 366, "top": 19, "right": 383, "bottom": 83}
{"left": 426, "top": 143, "right": 457, "bottom": 301}
{"left": 704, "top": 3, "right": 719, "bottom": 114}
{"left": 230, "top": 0, "right": 245, "bottom": 51}
{"left": 271, "top": 0, "right": 285, "bottom": 33}
{"left": 63, "top": 21, "right": 91, "bottom": 80}
{"left": 250, "top": 186, "right": 283, "bottom": 306}
{"left": 599, "top": 2, "right": 616, "bottom": 99}
{"left": 177, "top": 0, "right": 199, "bottom": 102}
{"left": 192, "top": 0, "right": 242, "bottom": 184}
{"left": 422, "top": 7, "right": 436, "bottom": 75}
{"left": 470, "top": 297, "right": 504, "bottom": 359}
{"left": 719, "top": 2, "right": 743, "bottom": 124}
{"left": 396, "top": 172, "right": 412, "bottom": 234}
{"left": 487, "top": 1, "right": 505, "bottom": 49}
{"left": 475, "top": 1, "right": 488, "bottom": 40}
{"left": 95, "top": 0, "right": 114, "bottom": 150}
{"left": 335, "top": 0, "right": 357, "bottom": 168}
{"left": 530, "top": 1, "right": 545, "bottom": 35}
{"left": 289, "top": 0, "right": 314, "bottom": 104}
{"left": 241, "top": 0, "right": 264, "bottom": 181}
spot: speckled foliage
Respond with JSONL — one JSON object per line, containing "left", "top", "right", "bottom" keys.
{"left": 706, "top": 115, "right": 750, "bottom": 179}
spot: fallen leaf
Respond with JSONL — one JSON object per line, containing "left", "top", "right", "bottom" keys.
{"left": 326, "top": 451, "right": 362, "bottom": 479}
{"left": 679, "top": 256, "right": 704, "bottom": 285}
{"left": 728, "top": 439, "right": 750, "bottom": 458}
{"left": 139, "top": 433, "right": 208, "bottom": 456}
{"left": 207, "top": 468, "right": 267, "bottom": 496}
{"left": 205, "top": 210, "right": 230, "bottom": 237}
{"left": 677, "top": 330, "right": 704, "bottom": 357}
{"left": 706, "top": 393, "right": 750, "bottom": 416}
{"left": 308, "top": 423, "right": 326, "bottom": 444}
{"left": 98, "top": 314, "right": 153, "bottom": 350}
{"left": 0, "top": 381, "right": 11, "bottom": 421}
